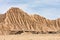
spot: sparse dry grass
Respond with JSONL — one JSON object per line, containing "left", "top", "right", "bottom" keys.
{"left": 0, "top": 33, "right": 60, "bottom": 40}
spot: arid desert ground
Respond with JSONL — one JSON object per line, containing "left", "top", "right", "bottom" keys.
{"left": 0, "top": 33, "right": 60, "bottom": 40}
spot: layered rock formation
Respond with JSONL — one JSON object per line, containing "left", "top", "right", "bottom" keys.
{"left": 0, "top": 7, "right": 60, "bottom": 35}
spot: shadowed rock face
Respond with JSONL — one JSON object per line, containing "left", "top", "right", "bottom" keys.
{"left": 0, "top": 7, "right": 60, "bottom": 35}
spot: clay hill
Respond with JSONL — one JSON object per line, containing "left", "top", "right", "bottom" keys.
{"left": 0, "top": 7, "right": 60, "bottom": 35}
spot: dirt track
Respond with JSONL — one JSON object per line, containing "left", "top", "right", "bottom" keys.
{"left": 0, "top": 33, "right": 60, "bottom": 40}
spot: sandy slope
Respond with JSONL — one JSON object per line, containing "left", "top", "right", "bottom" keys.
{"left": 0, "top": 33, "right": 60, "bottom": 40}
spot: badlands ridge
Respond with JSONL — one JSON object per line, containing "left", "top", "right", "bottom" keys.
{"left": 0, "top": 7, "right": 60, "bottom": 35}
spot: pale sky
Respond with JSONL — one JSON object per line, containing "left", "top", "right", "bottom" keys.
{"left": 0, "top": 0, "right": 60, "bottom": 19}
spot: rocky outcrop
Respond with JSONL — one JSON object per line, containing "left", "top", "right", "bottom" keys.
{"left": 0, "top": 7, "right": 60, "bottom": 35}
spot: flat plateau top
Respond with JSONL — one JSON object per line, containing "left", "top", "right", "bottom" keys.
{"left": 0, "top": 33, "right": 60, "bottom": 40}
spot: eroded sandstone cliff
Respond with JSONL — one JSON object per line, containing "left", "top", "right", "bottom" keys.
{"left": 0, "top": 7, "right": 60, "bottom": 35}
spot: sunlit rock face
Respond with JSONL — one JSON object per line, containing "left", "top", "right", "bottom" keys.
{"left": 0, "top": 7, "right": 60, "bottom": 35}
